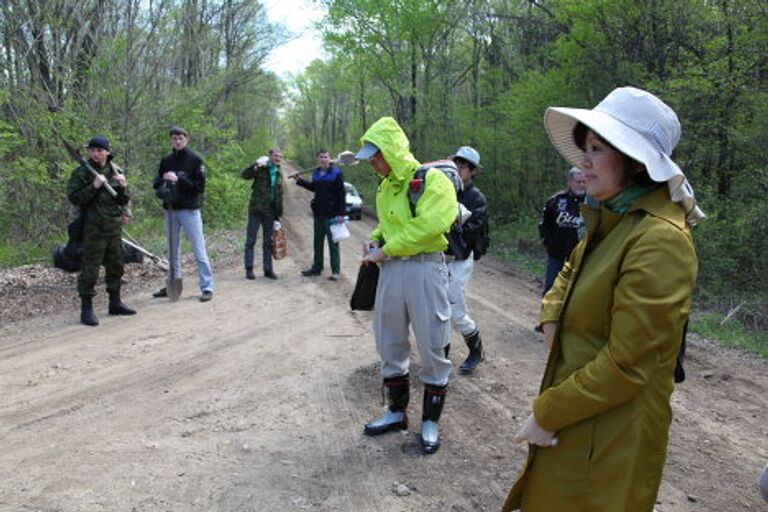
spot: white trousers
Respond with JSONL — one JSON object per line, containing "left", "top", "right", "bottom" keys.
{"left": 373, "top": 258, "right": 453, "bottom": 386}
{"left": 447, "top": 255, "right": 476, "bottom": 336}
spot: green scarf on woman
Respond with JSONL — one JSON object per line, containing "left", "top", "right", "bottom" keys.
{"left": 604, "top": 184, "right": 659, "bottom": 214}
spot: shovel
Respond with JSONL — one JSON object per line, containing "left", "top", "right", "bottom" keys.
{"left": 166, "top": 206, "right": 183, "bottom": 301}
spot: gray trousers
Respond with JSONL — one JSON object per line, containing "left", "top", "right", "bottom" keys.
{"left": 373, "top": 257, "right": 453, "bottom": 386}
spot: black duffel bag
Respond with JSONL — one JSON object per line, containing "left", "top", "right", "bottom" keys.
{"left": 349, "top": 263, "right": 379, "bottom": 311}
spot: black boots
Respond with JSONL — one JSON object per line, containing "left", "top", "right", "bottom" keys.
{"left": 81, "top": 293, "right": 135, "bottom": 326}
{"left": 420, "top": 384, "right": 447, "bottom": 454}
{"left": 245, "top": 268, "right": 255, "bottom": 280}
{"left": 364, "top": 375, "right": 409, "bottom": 436}
{"left": 108, "top": 291, "right": 137, "bottom": 316}
{"left": 365, "top": 377, "right": 448, "bottom": 455}
{"left": 80, "top": 297, "right": 99, "bottom": 326}
{"left": 459, "top": 330, "right": 485, "bottom": 374}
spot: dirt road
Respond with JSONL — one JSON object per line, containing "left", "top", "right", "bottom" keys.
{"left": 1, "top": 170, "right": 766, "bottom": 511}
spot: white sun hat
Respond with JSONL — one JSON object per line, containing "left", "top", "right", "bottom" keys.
{"left": 544, "top": 86, "right": 705, "bottom": 225}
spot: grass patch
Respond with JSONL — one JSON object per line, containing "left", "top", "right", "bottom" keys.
{"left": 491, "top": 216, "right": 546, "bottom": 280}
{"left": 0, "top": 239, "right": 57, "bottom": 267}
{"left": 690, "top": 312, "right": 768, "bottom": 358}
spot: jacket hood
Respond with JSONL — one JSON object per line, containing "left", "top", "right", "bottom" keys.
{"left": 359, "top": 117, "right": 420, "bottom": 181}
{"left": 629, "top": 186, "right": 687, "bottom": 231}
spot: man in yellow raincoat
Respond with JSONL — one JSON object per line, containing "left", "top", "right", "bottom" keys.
{"left": 356, "top": 117, "right": 458, "bottom": 455}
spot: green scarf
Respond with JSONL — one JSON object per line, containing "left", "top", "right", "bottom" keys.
{"left": 604, "top": 184, "right": 659, "bottom": 214}
{"left": 268, "top": 162, "right": 279, "bottom": 202}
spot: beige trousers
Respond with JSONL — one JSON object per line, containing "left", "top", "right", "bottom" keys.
{"left": 373, "top": 257, "right": 453, "bottom": 386}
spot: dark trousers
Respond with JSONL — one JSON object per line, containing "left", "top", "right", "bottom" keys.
{"left": 543, "top": 256, "right": 565, "bottom": 296}
{"left": 310, "top": 217, "right": 340, "bottom": 274}
{"left": 244, "top": 211, "right": 274, "bottom": 273}
{"left": 78, "top": 233, "right": 123, "bottom": 297}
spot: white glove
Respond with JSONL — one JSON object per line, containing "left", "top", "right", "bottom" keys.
{"left": 513, "top": 413, "right": 558, "bottom": 447}
{"left": 255, "top": 156, "right": 269, "bottom": 167}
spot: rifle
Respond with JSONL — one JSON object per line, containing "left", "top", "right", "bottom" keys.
{"left": 62, "top": 139, "right": 119, "bottom": 197}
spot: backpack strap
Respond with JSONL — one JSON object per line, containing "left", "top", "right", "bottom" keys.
{"left": 408, "top": 166, "right": 429, "bottom": 217}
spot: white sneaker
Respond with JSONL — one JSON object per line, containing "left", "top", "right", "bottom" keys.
{"left": 329, "top": 273, "right": 340, "bottom": 281}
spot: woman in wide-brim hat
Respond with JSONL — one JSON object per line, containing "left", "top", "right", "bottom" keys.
{"left": 502, "top": 87, "right": 703, "bottom": 512}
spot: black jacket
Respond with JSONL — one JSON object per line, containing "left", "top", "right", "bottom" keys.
{"left": 296, "top": 165, "right": 345, "bottom": 219}
{"left": 446, "top": 182, "right": 487, "bottom": 260}
{"left": 153, "top": 147, "right": 206, "bottom": 210}
{"left": 538, "top": 189, "right": 584, "bottom": 260}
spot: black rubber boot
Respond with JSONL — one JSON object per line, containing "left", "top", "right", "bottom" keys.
{"left": 364, "top": 375, "right": 409, "bottom": 436}
{"left": 421, "top": 384, "right": 447, "bottom": 454}
{"left": 459, "top": 330, "right": 485, "bottom": 374}
{"left": 108, "top": 291, "right": 137, "bottom": 316}
{"left": 80, "top": 297, "right": 99, "bottom": 326}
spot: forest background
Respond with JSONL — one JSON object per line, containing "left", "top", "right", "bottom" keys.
{"left": 0, "top": 0, "right": 766, "bottom": 351}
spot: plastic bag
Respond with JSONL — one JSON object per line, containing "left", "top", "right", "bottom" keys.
{"left": 271, "top": 220, "right": 287, "bottom": 260}
{"left": 329, "top": 221, "right": 351, "bottom": 243}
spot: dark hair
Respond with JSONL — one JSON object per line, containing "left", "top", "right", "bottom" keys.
{"left": 169, "top": 125, "right": 188, "bottom": 137}
{"left": 453, "top": 157, "right": 476, "bottom": 172}
{"left": 572, "top": 122, "right": 654, "bottom": 187}
{"left": 316, "top": 149, "right": 330, "bottom": 156}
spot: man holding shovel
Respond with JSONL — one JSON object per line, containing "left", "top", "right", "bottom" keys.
{"left": 67, "top": 135, "right": 136, "bottom": 326}
{"left": 152, "top": 126, "right": 214, "bottom": 302}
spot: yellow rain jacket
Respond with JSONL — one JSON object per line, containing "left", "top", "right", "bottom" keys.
{"left": 504, "top": 186, "right": 698, "bottom": 512}
{"left": 361, "top": 117, "right": 457, "bottom": 256}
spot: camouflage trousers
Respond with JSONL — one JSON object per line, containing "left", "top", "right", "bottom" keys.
{"left": 78, "top": 232, "right": 124, "bottom": 298}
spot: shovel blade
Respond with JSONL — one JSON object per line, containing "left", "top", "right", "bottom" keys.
{"left": 167, "top": 276, "right": 183, "bottom": 301}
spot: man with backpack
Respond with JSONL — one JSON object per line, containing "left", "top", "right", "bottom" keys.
{"left": 446, "top": 146, "right": 488, "bottom": 374}
{"left": 356, "top": 117, "right": 457, "bottom": 455}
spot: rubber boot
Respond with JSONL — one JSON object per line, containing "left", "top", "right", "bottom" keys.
{"left": 108, "top": 291, "right": 136, "bottom": 316}
{"left": 421, "top": 384, "right": 447, "bottom": 454}
{"left": 364, "top": 375, "right": 409, "bottom": 436}
{"left": 459, "top": 330, "right": 485, "bottom": 374}
{"left": 80, "top": 296, "right": 99, "bottom": 326}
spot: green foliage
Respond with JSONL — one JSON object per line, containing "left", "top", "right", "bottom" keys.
{"left": 282, "top": 0, "right": 768, "bottom": 341}
{"left": 691, "top": 312, "right": 768, "bottom": 358}
{"left": 0, "top": 0, "right": 281, "bottom": 269}
{"left": 0, "top": 240, "right": 50, "bottom": 268}
{"left": 489, "top": 215, "right": 546, "bottom": 279}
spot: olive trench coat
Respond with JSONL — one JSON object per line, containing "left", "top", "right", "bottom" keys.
{"left": 503, "top": 187, "right": 697, "bottom": 512}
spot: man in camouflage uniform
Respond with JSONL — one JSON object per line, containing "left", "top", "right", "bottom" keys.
{"left": 67, "top": 135, "right": 136, "bottom": 326}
